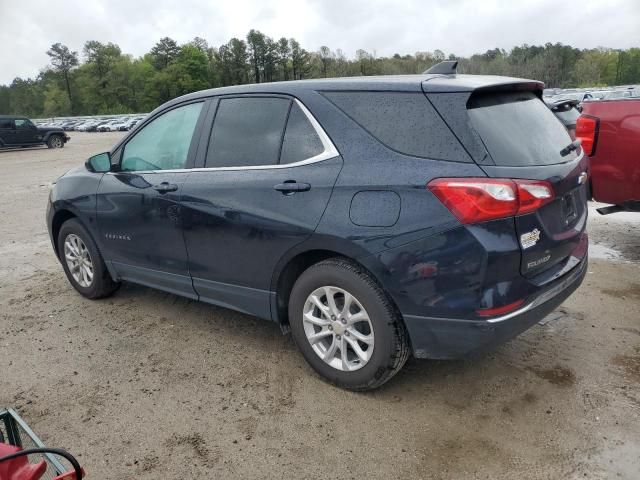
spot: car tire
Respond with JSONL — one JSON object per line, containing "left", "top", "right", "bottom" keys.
{"left": 57, "top": 218, "right": 120, "bottom": 299}
{"left": 289, "top": 258, "right": 410, "bottom": 391}
{"left": 47, "top": 135, "right": 64, "bottom": 149}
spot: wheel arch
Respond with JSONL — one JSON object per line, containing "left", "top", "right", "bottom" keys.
{"left": 271, "top": 244, "right": 404, "bottom": 332}
{"left": 51, "top": 209, "right": 78, "bottom": 258}
{"left": 44, "top": 132, "right": 63, "bottom": 143}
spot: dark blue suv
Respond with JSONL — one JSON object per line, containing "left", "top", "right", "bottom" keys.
{"left": 47, "top": 65, "right": 588, "bottom": 390}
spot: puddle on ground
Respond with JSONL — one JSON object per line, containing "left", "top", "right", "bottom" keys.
{"left": 589, "top": 243, "right": 624, "bottom": 261}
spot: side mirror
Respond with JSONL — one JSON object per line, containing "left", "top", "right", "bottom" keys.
{"left": 85, "top": 152, "right": 111, "bottom": 173}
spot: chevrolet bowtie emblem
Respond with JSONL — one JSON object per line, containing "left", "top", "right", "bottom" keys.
{"left": 577, "top": 172, "right": 588, "bottom": 185}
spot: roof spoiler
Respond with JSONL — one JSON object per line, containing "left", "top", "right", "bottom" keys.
{"left": 423, "top": 60, "right": 458, "bottom": 75}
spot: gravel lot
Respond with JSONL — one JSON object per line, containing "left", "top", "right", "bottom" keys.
{"left": 1, "top": 132, "right": 639, "bottom": 479}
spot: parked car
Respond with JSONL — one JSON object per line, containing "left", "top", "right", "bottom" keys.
{"left": 545, "top": 98, "right": 581, "bottom": 139}
{"left": 119, "top": 118, "right": 140, "bottom": 131}
{"left": 47, "top": 65, "right": 588, "bottom": 390}
{"left": 86, "top": 120, "right": 112, "bottom": 132}
{"left": 61, "top": 120, "right": 79, "bottom": 131}
{"left": 0, "top": 115, "right": 69, "bottom": 148}
{"left": 577, "top": 99, "right": 640, "bottom": 214}
{"left": 97, "top": 120, "right": 122, "bottom": 132}
{"left": 75, "top": 121, "right": 97, "bottom": 132}
{"left": 555, "top": 92, "right": 594, "bottom": 103}
{"left": 601, "top": 89, "right": 636, "bottom": 100}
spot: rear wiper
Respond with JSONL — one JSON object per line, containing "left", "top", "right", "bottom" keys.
{"left": 560, "top": 139, "right": 582, "bottom": 157}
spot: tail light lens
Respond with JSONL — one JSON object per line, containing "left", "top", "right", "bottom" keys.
{"left": 516, "top": 180, "right": 554, "bottom": 215}
{"left": 428, "top": 178, "right": 554, "bottom": 224}
{"left": 476, "top": 299, "right": 525, "bottom": 317}
{"left": 576, "top": 115, "right": 599, "bottom": 156}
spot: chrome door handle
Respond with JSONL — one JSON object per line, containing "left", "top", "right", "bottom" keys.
{"left": 153, "top": 182, "right": 178, "bottom": 193}
{"left": 274, "top": 182, "right": 311, "bottom": 194}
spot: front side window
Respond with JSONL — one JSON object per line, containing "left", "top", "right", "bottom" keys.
{"left": 206, "top": 97, "right": 291, "bottom": 168}
{"left": 121, "top": 102, "right": 203, "bottom": 172}
{"left": 15, "top": 119, "right": 33, "bottom": 129}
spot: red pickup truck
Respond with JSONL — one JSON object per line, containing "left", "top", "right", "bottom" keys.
{"left": 577, "top": 99, "right": 640, "bottom": 214}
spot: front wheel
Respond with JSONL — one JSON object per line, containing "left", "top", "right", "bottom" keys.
{"left": 289, "top": 258, "right": 410, "bottom": 391}
{"left": 47, "top": 135, "right": 64, "bottom": 148}
{"left": 57, "top": 218, "right": 119, "bottom": 299}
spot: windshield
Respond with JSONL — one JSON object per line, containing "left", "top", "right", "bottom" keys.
{"left": 468, "top": 91, "right": 577, "bottom": 167}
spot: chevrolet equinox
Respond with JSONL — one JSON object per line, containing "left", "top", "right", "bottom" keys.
{"left": 47, "top": 63, "right": 588, "bottom": 390}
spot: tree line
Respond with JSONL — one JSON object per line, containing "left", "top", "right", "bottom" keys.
{"left": 1, "top": 29, "right": 638, "bottom": 118}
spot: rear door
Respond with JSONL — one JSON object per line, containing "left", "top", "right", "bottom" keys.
{"left": 181, "top": 95, "right": 342, "bottom": 319}
{"left": 0, "top": 118, "right": 16, "bottom": 145}
{"left": 465, "top": 91, "right": 589, "bottom": 278}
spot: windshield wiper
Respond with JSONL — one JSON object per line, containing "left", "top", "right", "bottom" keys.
{"left": 560, "top": 139, "right": 582, "bottom": 157}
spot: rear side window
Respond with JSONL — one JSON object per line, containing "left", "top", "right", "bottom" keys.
{"left": 206, "top": 97, "right": 290, "bottom": 168}
{"left": 0, "top": 119, "right": 13, "bottom": 129}
{"left": 280, "top": 103, "right": 324, "bottom": 164}
{"left": 468, "top": 92, "right": 576, "bottom": 166}
{"left": 323, "top": 91, "right": 470, "bottom": 162}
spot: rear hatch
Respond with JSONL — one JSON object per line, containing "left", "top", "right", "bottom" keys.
{"left": 427, "top": 86, "right": 589, "bottom": 279}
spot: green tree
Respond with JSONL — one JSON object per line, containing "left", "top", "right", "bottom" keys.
{"left": 0, "top": 85, "right": 10, "bottom": 113}
{"left": 46, "top": 43, "right": 78, "bottom": 113}
{"left": 276, "top": 37, "right": 291, "bottom": 80}
{"left": 83, "top": 41, "right": 122, "bottom": 90}
{"left": 247, "top": 29, "right": 266, "bottom": 82}
{"left": 217, "top": 38, "right": 249, "bottom": 86}
{"left": 150, "top": 37, "right": 180, "bottom": 70}
{"left": 290, "top": 39, "right": 311, "bottom": 80}
{"left": 43, "top": 84, "right": 71, "bottom": 116}
{"left": 318, "top": 46, "right": 334, "bottom": 77}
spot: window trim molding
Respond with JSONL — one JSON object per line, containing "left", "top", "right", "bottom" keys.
{"left": 111, "top": 98, "right": 340, "bottom": 174}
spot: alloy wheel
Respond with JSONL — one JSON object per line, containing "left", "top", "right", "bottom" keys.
{"left": 302, "top": 286, "right": 374, "bottom": 371}
{"left": 64, "top": 234, "right": 94, "bottom": 288}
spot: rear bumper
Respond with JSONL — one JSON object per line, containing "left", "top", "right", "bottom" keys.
{"left": 404, "top": 256, "right": 587, "bottom": 359}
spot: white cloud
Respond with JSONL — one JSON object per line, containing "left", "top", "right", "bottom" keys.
{"left": 1, "top": 0, "right": 638, "bottom": 84}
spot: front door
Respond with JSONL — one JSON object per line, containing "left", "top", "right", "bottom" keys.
{"left": 14, "top": 118, "right": 41, "bottom": 144}
{"left": 96, "top": 101, "right": 206, "bottom": 298}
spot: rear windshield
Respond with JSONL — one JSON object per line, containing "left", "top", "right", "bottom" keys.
{"left": 468, "top": 92, "right": 577, "bottom": 166}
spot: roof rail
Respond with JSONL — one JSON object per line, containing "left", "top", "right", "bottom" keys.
{"left": 423, "top": 60, "right": 458, "bottom": 75}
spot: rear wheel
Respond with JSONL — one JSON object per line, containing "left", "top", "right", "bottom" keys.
{"left": 289, "top": 258, "right": 409, "bottom": 390}
{"left": 57, "top": 218, "right": 119, "bottom": 299}
{"left": 47, "top": 135, "right": 64, "bottom": 148}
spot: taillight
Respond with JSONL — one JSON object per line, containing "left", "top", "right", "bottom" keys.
{"left": 428, "top": 178, "right": 554, "bottom": 224}
{"left": 516, "top": 180, "right": 554, "bottom": 215}
{"left": 476, "top": 299, "right": 525, "bottom": 317}
{"left": 576, "top": 115, "right": 599, "bottom": 156}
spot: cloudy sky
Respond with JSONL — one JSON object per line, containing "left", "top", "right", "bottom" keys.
{"left": 1, "top": 0, "right": 639, "bottom": 84}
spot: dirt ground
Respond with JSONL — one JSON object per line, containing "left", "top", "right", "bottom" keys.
{"left": 1, "top": 132, "right": 639, "bottom": 479}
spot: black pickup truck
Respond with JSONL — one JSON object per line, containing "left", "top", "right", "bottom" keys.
{"left": 0, "top": 115, "right": 69, "bottom": 149}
